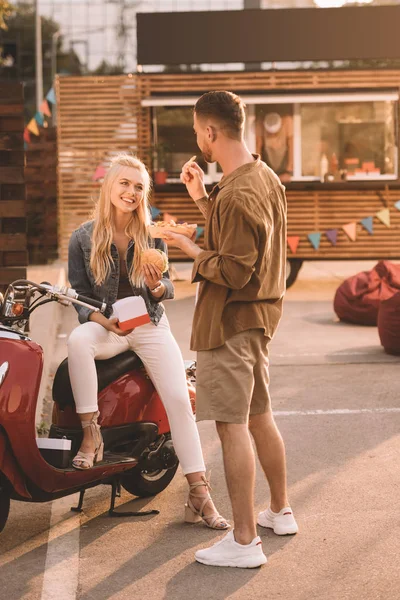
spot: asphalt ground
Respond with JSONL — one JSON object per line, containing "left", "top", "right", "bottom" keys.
{"left": 1, "top": 261, "right": 399, "bottom": 600}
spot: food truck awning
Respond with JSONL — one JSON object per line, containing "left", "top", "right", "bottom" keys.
{"left": 142, "top": 92, "right": 399, "bottom": 107}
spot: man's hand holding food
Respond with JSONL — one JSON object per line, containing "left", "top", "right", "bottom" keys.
{"left": 180, "top": 156, "right": 208, "bottom": 201}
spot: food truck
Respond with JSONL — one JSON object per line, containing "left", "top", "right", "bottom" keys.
{"left": 56, "top": 6, "right": 400, "bottom": 286}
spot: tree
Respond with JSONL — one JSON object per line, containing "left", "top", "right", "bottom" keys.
{"left": 0, "top": 1, "right": 13, "bottom": 30}
{"left": 0, "top": 2, "right": 82, "bottom": 118}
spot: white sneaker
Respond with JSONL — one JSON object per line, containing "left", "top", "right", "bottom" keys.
{"left": 257, "top": 506, "right": 298, "bottom": 535}
{"left": 195, "top": 530, "right": 267, "bottom": 568}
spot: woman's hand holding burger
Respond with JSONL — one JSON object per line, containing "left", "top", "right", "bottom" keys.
{"left": 141, "top": 248, "right": 168, "bottom": 297}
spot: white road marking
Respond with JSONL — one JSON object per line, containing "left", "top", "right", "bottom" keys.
{"left": 275, "top": 408, "right": 400, "bottom": 416}
{"left": 41, "top": 494, "right": 80, "bottom": 600}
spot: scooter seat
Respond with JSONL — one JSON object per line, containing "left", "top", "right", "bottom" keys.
{"left": 52, "top": 350, "right": 143, "bottom": 410}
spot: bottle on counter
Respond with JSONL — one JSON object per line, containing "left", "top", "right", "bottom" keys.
{"left": 330, "top": 153, "right": 339, "bottom": 175}
{"left": 320, "top": 153, "right": 329, "bottom": 182}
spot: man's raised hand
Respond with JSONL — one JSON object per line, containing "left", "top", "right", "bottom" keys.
{"left": 180, "top": 158, "right": 207, "bottom": 201}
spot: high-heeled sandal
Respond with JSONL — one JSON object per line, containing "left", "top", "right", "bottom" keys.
{"left": 184, "top": 475, "right": 230, "bottom": 530}
{"left": 72, "top": 411, "right": 104, "bottom": 470}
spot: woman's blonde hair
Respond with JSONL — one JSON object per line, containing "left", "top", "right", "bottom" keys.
{"left": 90, "top": 154, "right": 152, "bottom": 287}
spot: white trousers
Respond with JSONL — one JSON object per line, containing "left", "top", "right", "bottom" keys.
{"left": 67, "top": 313, "right": 206, "bottom": 475}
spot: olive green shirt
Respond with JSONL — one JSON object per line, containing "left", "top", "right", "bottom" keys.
{"left": 191, "top": 155, "right": 287, "bottom": 351}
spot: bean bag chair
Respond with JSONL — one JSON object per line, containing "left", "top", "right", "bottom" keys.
{"left": 378, "top": 290, "right": 400, "bottom": 355}
{"left": 334, "top": 266, "right": 382, "bottom": 325}
{"left": 334, "top": 261, "right": 400, "bottom": 326}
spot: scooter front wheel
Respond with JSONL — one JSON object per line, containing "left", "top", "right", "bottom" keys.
{"left": 122, "top": 463, "right": 178, "bottom": 498}
{"left": 0, "top": 484, "right": 10, "bottom": 533}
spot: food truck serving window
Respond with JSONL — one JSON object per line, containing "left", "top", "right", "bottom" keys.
{"left": 143, "top": 92, "right": 399, "bottom": 184}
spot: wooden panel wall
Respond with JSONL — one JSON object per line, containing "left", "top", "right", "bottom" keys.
{"left": 25, "top": 127, "right": 58, "bottom": 264}
{"left": 57, "top": 70, "right": 400, "bottom": 262}
{"left": 0, "top": 83, "right": 27, "bottom": 292}
{"left": 56, "top": 75, "right": 150, "bottom": 260}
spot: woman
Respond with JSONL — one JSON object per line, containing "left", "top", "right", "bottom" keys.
{"left": 67, "top": 154, "right": 228, "bottom": 530}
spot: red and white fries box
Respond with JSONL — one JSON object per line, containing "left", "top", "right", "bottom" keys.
{"left": 112, "top": 296, "right": 151, "bottom": 331}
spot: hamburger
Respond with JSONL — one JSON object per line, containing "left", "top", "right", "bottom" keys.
{"left": 141, "top": 248, "right": 169, "bottom": 273}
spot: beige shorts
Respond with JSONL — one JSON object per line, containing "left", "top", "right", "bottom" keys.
{"left": 196, "top": 329, "right": 271, "bottom": 424}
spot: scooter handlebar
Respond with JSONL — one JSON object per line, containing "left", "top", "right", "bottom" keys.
{"left": 40, "top": 284, "right": 107, "bottom": 313}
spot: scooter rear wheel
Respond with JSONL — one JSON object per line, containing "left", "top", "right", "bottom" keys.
{"left": 122, "top": 463, "right": 178, "bottom": 498}
{"left": 0, "top": 486, "right": 10, "bottom": 533}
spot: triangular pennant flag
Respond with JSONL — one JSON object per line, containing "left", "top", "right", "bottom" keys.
{"left": 46, "top": 87, "right": 56, "bottom": 104}
{"left": 342, "top": 222, "right": 357, "bottom": 241}
{"left": 196, "top": 226, "right": 204, "bottom": 239}
{"left": 40, "top": 99, "right": 52, "bottom": 117}
{"left": 287, "top": 236, "right": 300, "bottom": 254}
{"left": 394, "top": 200, "right": 400, "bottom": 211}
{"left": 150, "top": 206, "right": 161, "bottom": 219}
{"left": 360, "top": 216, "right": 373, "bottom": 235}
{"left": 27, "top": 118, "right": 40, "bottom": 136}
{"left": 34, "top": 111, "right": 44, "bottom": 126}
{"left": 308, "top": 232, "right": 321, "bottom": 250}
{"left": 376, "top": 208, "right": 390, "bottom": 228}
{"left": 163, "top": 212, "right": 177, "bottom": 223}
{"left": 23, "top": 128, "right": 31, "bottom": 144}
{"left": 325, "top": 229, "right": 338, "bottom": 246}
{"left": 92, "top": 165, "right": 106, "bottom": 181}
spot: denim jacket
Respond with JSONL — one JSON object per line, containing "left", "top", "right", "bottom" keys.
{"left": 68, "top": 220, "right": 174, "bottom": 325}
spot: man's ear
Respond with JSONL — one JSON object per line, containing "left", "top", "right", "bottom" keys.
{"left": 208, "top": 125, "right": 217, "bottom": 143}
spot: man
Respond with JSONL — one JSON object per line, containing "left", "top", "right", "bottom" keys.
{"left": 163, "top": 91, "right": 298, "bottom": 569}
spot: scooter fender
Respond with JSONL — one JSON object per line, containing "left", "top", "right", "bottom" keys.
{"left": 0, "top": 429, "right": 31, "bottom": 499}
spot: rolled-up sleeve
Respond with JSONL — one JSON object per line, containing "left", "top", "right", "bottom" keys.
{"left": 152, "top": 238, "right": 174, "bottom": 301}
{"left": 192, "top": 199, "right": 259, "bottom": 290}
{"left": 68, "top": 231, "right": 95, "bottom": 324}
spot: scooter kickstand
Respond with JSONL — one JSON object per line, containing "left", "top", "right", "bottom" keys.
{"left": 108, "top": 478, "right": 159, "bottom": 518}
{"left": 71, "top": 489, "right": 85, "bottom": 513}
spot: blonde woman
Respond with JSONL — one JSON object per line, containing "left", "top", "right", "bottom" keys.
{"left": 67, "top": 154, "right": 228, "bottom": 530}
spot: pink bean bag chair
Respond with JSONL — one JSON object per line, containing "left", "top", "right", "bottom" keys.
{"left": 378, "top": 290, "right": 400, "bottom": 355}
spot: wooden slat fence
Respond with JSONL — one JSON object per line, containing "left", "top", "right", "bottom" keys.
{"left": 0, "top": 82, "right": 26, "bottom": 291}
{"left": 25, "top": 127, "right": 58, "bottom": 264}
{"left": 57, "top": 71, "right": 400, "bottom": 262}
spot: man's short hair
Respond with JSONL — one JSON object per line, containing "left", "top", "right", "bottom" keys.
{"left": 194, "top": 91, "right": 245, "bottom": 141}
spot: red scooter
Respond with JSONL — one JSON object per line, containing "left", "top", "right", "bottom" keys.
{"left": 0, "top": 279, "right": 196, "bottom": 534}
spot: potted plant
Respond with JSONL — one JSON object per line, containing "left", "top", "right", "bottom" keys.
{"left": 153, "top": 142, "right": 169, "bottom": 185}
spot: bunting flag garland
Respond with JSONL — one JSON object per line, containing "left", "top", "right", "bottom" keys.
{"left": 360, "top": 216, "right": 373, "bottom": 234}
{"left": 376, "top": 208, "right": 390, "bottom": 228}
{"left": 40, "top": 99, "right": 52, "bottom": 117}
{"left": 287, "top": 236, "right": 300, "bottom": 254}
{"left": 196, "top": 226, "right": 204, "bottom": 239}
{"left": 325, "top": 229, "right": 338, "bottom": 246}
{"left": 46, "top": 87, "right": 57, "bottom": 105}
{"left": 150, "top": 206, "right": 161, "bottom": 219}
{"left": 23, "top": 128, "right": 31, "bottom": 144}
{"left": 27, "top": 118, "right": 40, "bottom": 136}
{"left": 92, "top": 165, "right": 106, "bottom": 181}
{"left": 394, "top": 200, "right": 400, "bottom": 211}
{"left": 342, "top": 222, "right": 357, "bottom": 242}
{"left": 35, "top": 111, "right": 44, "bottom": 127}
{"left": 308, "top": 232, "right": 321, "bottom": 250}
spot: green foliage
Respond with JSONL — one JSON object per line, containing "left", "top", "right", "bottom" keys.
{"left": 0, "top": 1, "right": 13, "bottom": 30}
{"left": 0, "top": 2, "right": 82, "bottom": 118}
